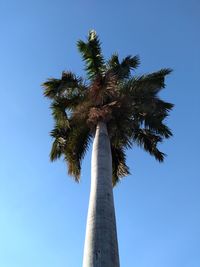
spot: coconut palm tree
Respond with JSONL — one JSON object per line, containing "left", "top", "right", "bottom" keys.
{"left": 43, "top": 30, "right": 173, "bottom": 267}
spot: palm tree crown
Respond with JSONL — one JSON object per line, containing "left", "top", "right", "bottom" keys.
{"left": 43, "top": 30, "right": 173, "bottom": 186}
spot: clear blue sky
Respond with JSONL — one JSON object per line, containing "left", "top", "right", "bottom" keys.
{"left": 0, "top": 0, "right": 200, "bottom": 266}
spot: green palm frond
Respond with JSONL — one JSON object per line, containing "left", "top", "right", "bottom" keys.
{"left": 43, "top": 71, "right": 85, "bottom": 102}
{"left": 133, "top": 129, "right": 165, "bottom": 162}
{"left": 111, "top": 145, "right": 130, "bottom": 186}
{"left": 143, "top": 112, "right": 173, "bottom": 138}
{"left": 107, "top": 53, "right": 119, "bottom": 68}
{"left": 127, "top": 97, "right": 173, "bottom": 138}
{"left": 50, "top": 125, "right": 70, "bottom": 161}
{"left": 109, "top": 117, "right": 133, "bottom": 149}
{"left": 119, "top": 55, "right": 140, "bottom": 78}
{"left": 132, "top": 68, "right": 172, "bottom": 95}
{"left": 121, "top": 68, "right": 172, "bottom": 99}
{"left": 50, "top": 101, "right": 70, "bottom": 128}
{"left": 50, "top": 121, "right": 91, "bottom": 181}
{"left": 64, "top": 123, "right": 91, "bottom": 181}
{"left": 50, "top": 136, "right": 66, "bottom": 161}
{"left": 77, "top": 30, "right": 105, "bottom": 79}
{"left": 107, "top": 54, "right": 140, "bottom": 80}
{"left": 42, "top": 78, "right": 61, "bottom": 99}
{"left": 50, "top": 125, "right": 69, "bottom": 139}
{"left": 59, "top": 71, "right": 84, "bottom": 97}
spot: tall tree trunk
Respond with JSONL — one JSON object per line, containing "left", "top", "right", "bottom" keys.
{"left": 82, "top": 122, "right": 120, "bottom": 267}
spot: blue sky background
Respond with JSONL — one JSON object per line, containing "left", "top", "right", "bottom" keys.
{"left": 0, "top": 0, "right": 200, "bottom": 266}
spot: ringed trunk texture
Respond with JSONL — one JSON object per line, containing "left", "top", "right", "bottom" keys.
{"left": 82, "top": 122, "right": 120, "bottom": 267}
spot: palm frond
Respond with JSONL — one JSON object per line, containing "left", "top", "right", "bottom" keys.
{"left": 42, "top": 71, "right": 85, "bottom": 104}
{"left": 50, "top": 125, "right": 70, "bottom": 161}
{"left": 121, "top": 68, "right": 172, "bottom": 100}
{"left": 111, "top": 145, "right": 130, "bottom": 186}
{"left": 120, "top": 55, "right": 140, "bottom": 77}
{"left": 133, "top": 129, "right": 165, "bottom": 162}
{"left": 107, "top": 54, "right": 140, "bottom": 80}
{"left": 59, "top": 71, "right": 83, "bottom": 97}
{"left": 64, "top": 123, "right": 91, "bottom": 181}
{"left": 143, "top": 116, "right": 173, "bottom": 138}
{"left": 42, "top": 78, "right": 61, "bottom": 99}
{"left": 50, "top": 101, "right": 70, "bottom": 128}
{"left": 109, "top": 117, "right": 133, "bottom": 149}
{"left": 127, "top": 97, "right": 174, "bottom": 138}
{"left": 50, "top": 121, "right": 91, "bottom": 181}
{"left": 107, "top": 53, "right": 119, "bottom": 68}
{"left": 77, "top": 30, "right": 105, "bottom": 79}
{"left": 50, "top": 136, "right": 66, "bottom": 161}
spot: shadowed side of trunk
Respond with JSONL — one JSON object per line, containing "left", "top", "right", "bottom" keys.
{"left": 82, "top": 122, "right": 120, "bottom": 267}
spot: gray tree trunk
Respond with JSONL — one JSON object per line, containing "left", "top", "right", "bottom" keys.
{"left": 82, "top": 122, "right": 120, "bottom": 267}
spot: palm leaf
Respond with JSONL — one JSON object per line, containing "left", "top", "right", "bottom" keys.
{"left": 77, "top": 30, "right": 105, "bottom": 79}
{"left": 121, "top": 68, "right": 172, "bottom": 100}
{"left": 111, "top": 145, "right": 130, "bottom": 186}
{"left": 64, "top": 122, "right": 91, "bottom": 181}
{"left": 50, "top": 136, "right": 66, "bottom": 161}
{"left": 42, "top": 78, "right": 61, "bottom": 99}
{"left": 43, "top": 71, "right": 85, "bottom": 104}
{"left": 50, "top": 125, "right": 70, "bottom": 161}
{"left": 133, "top": 129, "right": 165, "bottom": 162}
{"left": 50, "top": 120, "right": 91, "bottom": 181}
{"left": 50, "top": 101, "right": 70, "bottom": 128}
{"left": 107, "top": 54, "right": 140, "bottom": 80}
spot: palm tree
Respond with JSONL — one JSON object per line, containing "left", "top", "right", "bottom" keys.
{"left": 43, "top": 30, "right": 173, "bottom": 267}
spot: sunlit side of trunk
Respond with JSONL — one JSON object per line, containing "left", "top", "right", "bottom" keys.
{"left": 82, "top": 122, "right": 120, "bottom": 267}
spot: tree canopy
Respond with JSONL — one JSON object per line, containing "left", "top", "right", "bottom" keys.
{"left": 43, "top": 30, "right": 173, "bottom": 186}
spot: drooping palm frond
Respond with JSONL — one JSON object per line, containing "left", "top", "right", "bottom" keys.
{"left": 144, "top": 119, "right": 172, "bottom": 139}
{"left": 50, "top": 126, "right": 69, "bottom": 161}
{"left": 50, "top": 101, "right": 70, "bottom": 128}
{"left": 50, "top": 120, "right": 91, "bottom": 181}
{"left": 109, "top": 116, "right": 133, "bottom": 149}
{"left": 64, "top": 123, "right": 91, "bottom": 181}
{"left": 126, "top": 97, "right": 173, "bottom": 139}
{"left": 77, "top": 30, "right": 105, "bottom": 79}
{"left": 133, "top": 128, "right": 165, "bottom": 162}
{"left": 50, "top": 136, "right": 66, "bottom": 161}
{"left": 111, "top": 145, "right": 130, "bottom": 186}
